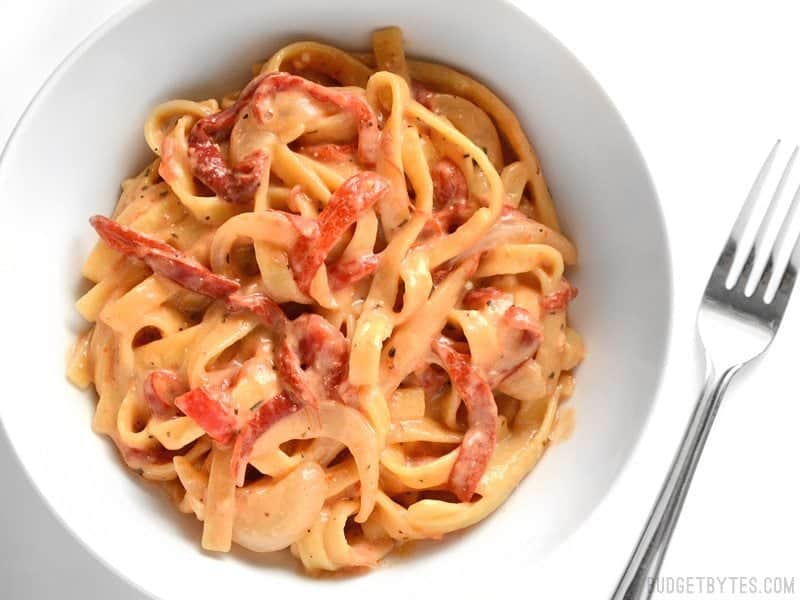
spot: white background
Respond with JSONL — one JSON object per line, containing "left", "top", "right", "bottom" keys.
{"left": 2, "top": 1, "right": 799, "bottom": 598}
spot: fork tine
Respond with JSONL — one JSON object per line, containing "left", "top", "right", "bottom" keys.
{"left": 776, "top": 247, "right": 799, "bottom": 305}
{"left": 736, "top": 246, "right": 756, "bottom": 292}
{"left": 776, "top": 192, "right": 800, "bottom": 305}
{"left": 724, "top": 140, "right": 781, "bottom": 287}
{"left": 744, "top": 145, "right": 799, "bottom": 295}
{"left": 753, "top": 255, "right": 773, "bottom": 301}
{"left": 763, "top": 180, "right": 800, "bottom": 303}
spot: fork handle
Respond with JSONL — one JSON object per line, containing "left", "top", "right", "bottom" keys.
{"left": 611, "top": 360, "right": 740, "bottom": 600}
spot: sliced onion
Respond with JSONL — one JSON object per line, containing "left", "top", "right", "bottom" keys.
{"left": 249, "top": 401, "right": 379, "bottom": 522}
{"left": 232, "top": 461, "right": 326, "bottom": 552}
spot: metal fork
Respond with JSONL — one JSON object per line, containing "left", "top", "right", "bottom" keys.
{"left": 612, "top": 140, "right": 800, "bottom": 600}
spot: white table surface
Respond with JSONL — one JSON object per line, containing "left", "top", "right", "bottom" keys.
{"left": 2, "top": 1, "right": 799, "bottom": 598}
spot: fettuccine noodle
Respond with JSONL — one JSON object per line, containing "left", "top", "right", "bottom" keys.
{"left": 67, "top": 27, "right": 584, "bottom": 573}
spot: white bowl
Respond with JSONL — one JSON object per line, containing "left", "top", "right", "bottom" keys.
{"left": 0, "top": 0, "right": 672, "bottom": 598}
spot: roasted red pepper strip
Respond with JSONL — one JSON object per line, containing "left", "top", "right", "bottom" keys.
{"left": 297, "top": 143, "right": 356, "bottom": 163}
{"left": 227, "top": 292, "right": 287, "bottom": 334}
{"left": 431, "top": 158, "right": 468, "bottom": 207}
{"left": 90, "top": 216, "right": 239, "bottom": 299}
{"left": 228, "top": 293, "right": 355, "bottom": 407}
{"left": 186, "top": 75, "right": 269, "bottom": 204}
{"left": 230, "top": 392, "right": 300, "bottom": 486}
{"left": 227, "top": 313, "right": 354, "bottom": 484}
{"left": 540, "top": 279, "right": 578, "bottom": 312}
{"left": 462, "top": 286, "right": 506, "bottom": 310}
{"left": 327, "top": 254, "right": 380, "bottom": 290}
{"left": 494, "top": 305, "right": 544, "bottom": 383}
{"left": 227, "top": 293, "right": 315, "bottom": 407}
{"left": 274, "top": 340, "right": 318, "bottom": 408}
{"left": 227, "top": 310, "right": 355, "bottom": 484}
{"left": 411, "top": 82, "right": 435, "bottom": 108}
{"left": 142, "top": 370, "right": 187, "bottom": 419}
{"left": 252, "top": 72, "right": 380, "bottom": 165}
{"left": 295, "top": 314, "right": 355, "bottom": 405}
{"left": 275, "top": 313, "right": 356, "bottom": 407}
{"left": 503, "top": 305, "right": 543, "bottom": 336}
{"left": 119, "top": 442, "right": 180, "bottom": 469}
{"left": 289, "top": 172, "right": 390, "bottom": 293}
{"left": 188, "top": 119, "right": 268, "bottom": 204}
{"left": 414, "top": 364, "right": 450, "bottom": 397}
{"left": 421, "top": 197, "right": 475, "bottom": 238}
{"left": 432, "top": 336, "right": 498, "bottom": 502}
{"left": 174, "top": 387, "right": 238, "bottom": 445}
{"left": 461, "top": 288, "right": 544, "bottom": 385}
{"left": 429, "top": 259, "right": 466, "bottom": 286}
{"left": 228, "top": 293, "right": 315, "bottom": 407}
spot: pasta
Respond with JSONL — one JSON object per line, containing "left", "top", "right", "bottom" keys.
{"left": 67, "top": 26, "right": 585, "bottom": 572}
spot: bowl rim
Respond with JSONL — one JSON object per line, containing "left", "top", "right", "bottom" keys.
{"left": 0, "top": 0, "right": 675, "bottom": 597}
{"left": 0, "top": 3, "right": 175, "bottom": 597}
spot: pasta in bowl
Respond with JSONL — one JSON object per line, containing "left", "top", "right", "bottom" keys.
{"left": 67, "top": 27, "right": 584, "bottom": 571}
